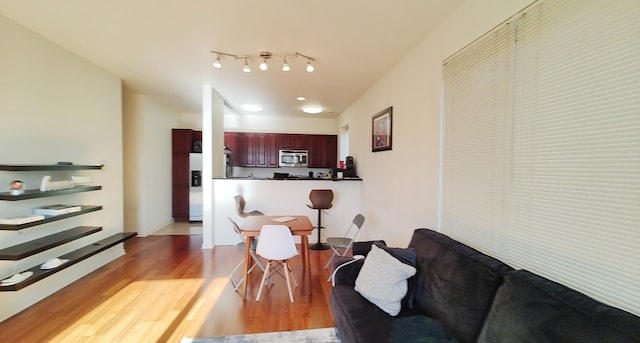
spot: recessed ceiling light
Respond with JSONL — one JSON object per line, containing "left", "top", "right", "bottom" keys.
{"left": 302, "top": 106, "right": 323, "bottom": 114}
{"left": 296, "top": 96, "right": 306, "bottom": 101}
{"left": 242, "top": 104, "right": 263, "bottom": 112}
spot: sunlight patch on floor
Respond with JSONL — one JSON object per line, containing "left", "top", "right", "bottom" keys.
{"left": 48, "top": 278, "right": 229, "bottom": 342}
{"left": 177, "top": 278, "right": 231, "bottom": 340}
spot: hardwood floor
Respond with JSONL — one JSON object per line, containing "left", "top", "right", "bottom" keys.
{"left": 0, "top": 233, "right": 338, "bottom": 342}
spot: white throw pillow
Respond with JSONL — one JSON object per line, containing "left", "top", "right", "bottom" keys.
{"left": 354, "top": 244, "right": 417, "bottom": 316}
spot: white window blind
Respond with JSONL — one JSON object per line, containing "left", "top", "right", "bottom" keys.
{"left": 442, "top": 0, "right": 640, "bottom": 315}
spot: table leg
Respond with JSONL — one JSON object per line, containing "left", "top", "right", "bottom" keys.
{"left": 301, "top": 236, "right": 310, "bottom": 270}
{"left": 242, "top": 236, "right": 252, "bottom": 299}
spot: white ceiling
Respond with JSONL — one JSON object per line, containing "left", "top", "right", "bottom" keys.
{"left": 0, "top": 0, "right": 464, "bottom": 118}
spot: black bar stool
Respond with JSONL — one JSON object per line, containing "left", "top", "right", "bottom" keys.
{"left": 307, "top": 189, "right": 333, "bottom": 250}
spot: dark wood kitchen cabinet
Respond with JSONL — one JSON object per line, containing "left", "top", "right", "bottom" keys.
{"left": 242, "top": 133, "right": 257, "bottom": 167}
{"left": 308, "top": 134, "right": 338, "bottom": 168}
{"left": 224, "top": 132, "right": 336, "bottom": 168}
{"left": 266, "top": 134, "right": 279, "bottom": 167}
{"left": 173, "top": 129, "right": 192, "bottom": 154}
{"left": 223, "top": 132, "right": 235, "bottom": 154}
{"left": 256, "top": 133, "right": 279, "bottom": 167}
{"left": 224, "top": 132, "right": 245, "bottom": 166}
{"left": 279, "top": 134, "right": 307, "bottom": 150}
{"left": 224, "top": 132, "right": 279, "bottom": 168}
{"left": 172, "top": 129, "right": 200, "bottom": 221}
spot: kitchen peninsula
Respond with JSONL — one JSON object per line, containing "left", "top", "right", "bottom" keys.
{"left": 208, "top": 177, "right": 363, "bottom": 247}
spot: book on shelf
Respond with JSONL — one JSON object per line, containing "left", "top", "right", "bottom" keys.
{"left": 0, "top": 214, "right": 45, "bottom": 225}
{"left": 33, "top": 204, "right": 82, "bottom": 216}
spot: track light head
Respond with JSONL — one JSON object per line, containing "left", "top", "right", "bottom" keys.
{"left": 282, "top": 57, "right": 290, "bottom": 72}
{"left": 242, "top": 59, "right": 251, "bottom": 73}
{"left": 213, "top": 55, "right": 222, "bottom": 69}
{"left": 306, "top": 60, "right": 315, "bottom": 73}
{"left": 259, "top": 59, "right": 268, "bottom": 71}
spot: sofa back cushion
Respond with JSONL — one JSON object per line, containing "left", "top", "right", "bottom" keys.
{"left": 409, "top": 229, "right": 513, "bottom": 343}
{"left": 478, "top": 270, "right": 640, "bottom": 343}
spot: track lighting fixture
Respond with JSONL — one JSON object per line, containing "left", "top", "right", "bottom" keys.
{"left": 213, "top": 54, "right": 222, "bottom": 69}
{"left": 210, "top": 50, "right": 315, "bottom": 73}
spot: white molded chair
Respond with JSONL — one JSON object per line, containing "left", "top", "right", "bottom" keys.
{"left": 228, "top": 217, "right": 265, "bottom": 291}
{"left": 324, "top": 213, "right": 366, "bottom": 270}
{"left": 255, "top": 224, "right": 299, "bottom": 302}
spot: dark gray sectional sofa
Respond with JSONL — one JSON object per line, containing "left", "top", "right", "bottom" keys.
{"left": 330, "top": 228, "right": 640, "bottom": 343}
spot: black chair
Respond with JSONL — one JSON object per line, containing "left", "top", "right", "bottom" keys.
{"left": 307, "top": 189, "right": 333, "bottom": 250}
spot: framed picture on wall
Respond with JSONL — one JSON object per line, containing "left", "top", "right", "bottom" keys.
{"left": 372, "top": 106, "right": 392, "bottom": 152}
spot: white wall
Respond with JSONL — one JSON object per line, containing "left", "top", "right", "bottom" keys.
{"left": 224, "top": 112, "right": 338, "bottom": 134}
{"left": 123, "top": 92, "right": 181, "bottom": 236}
{"left": 338, "top": 0, "right": 533, "bottom": 246}
{"left": 0, "top": 15, "right": 125, "bottom": 321}
{"left": 181, "top": 109, "right": 339, "bottom": 135}
{"left": 179, "top": 112, "right": 203, "bottom": 131}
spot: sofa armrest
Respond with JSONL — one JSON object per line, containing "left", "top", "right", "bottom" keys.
{"left": 331, "top": 257, "right": 364, "bottom": 286}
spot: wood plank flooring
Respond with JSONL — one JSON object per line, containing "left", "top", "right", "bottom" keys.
{"left": 0, "top": 233, "right": 338, "bottom": 342}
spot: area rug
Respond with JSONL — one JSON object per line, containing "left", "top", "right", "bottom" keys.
{"left": 184, "top": 327, "right": 341, "bottom": 343}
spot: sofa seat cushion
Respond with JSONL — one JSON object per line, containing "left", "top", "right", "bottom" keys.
{"left": 409, "top": 229, "right": 514, "bottom": 343}
{"left": 330, "top": 285, "right": 439, "bottom": 343}
{"left": 477, "top": 270, "right": 640, "bottom": 343}
{"left": 390, "top": 316, "right": 459, "bottom": 343}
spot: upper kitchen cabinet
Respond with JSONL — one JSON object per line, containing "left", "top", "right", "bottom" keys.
{"left": 279, "top": 134, "right": 307, "bottom": 149}
{"left": 224, "top": 132, "right": 244, "bottom": 166}
{"left": 308, "top": 135, "right": 338, "bottom": 168}
{"left": 173, "top": 129, "right": 201, "bottom": 153}
{"left": 173, "top": 129, "right": 193, "bottom": 154}
{"left": 242, "top": 133, "right": 257, "bottom": 167}
{"left": 225, "top": 132, "right": 279, "bottom": 168}
{"left": 223, "top": 132, "right": 236, "bottom": 151}
{"left": 261, "top": 133, "right": 279, "bottom": 167}
{"left": 225, "top": 132, "right": 337, "bottom": 168}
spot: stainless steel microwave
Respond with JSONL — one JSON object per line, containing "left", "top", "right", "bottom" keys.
{"left": 279, "top": 149, "right": 308, "bottom": 167}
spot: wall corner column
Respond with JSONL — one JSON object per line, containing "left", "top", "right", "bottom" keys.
{"left": 201, "top": 85, "right": 224, "bottom": 249}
